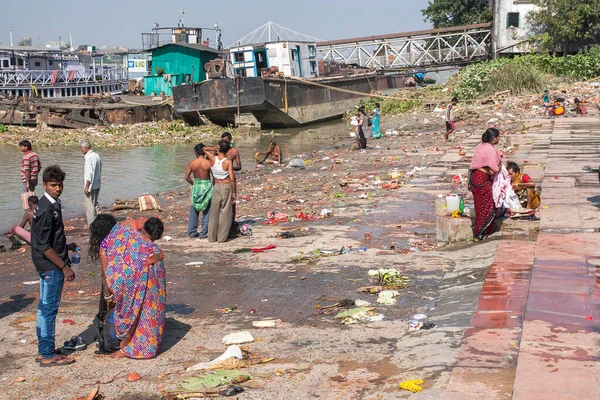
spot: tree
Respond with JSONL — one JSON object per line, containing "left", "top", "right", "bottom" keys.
{"left": 528, "top": 0, "right": 600, "bottom": 55}
{"left": 422, "top": 0, "right": 493, "bottom": 28}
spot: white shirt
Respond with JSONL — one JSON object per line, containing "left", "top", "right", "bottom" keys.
{"left": 84, "top": 149, "right": 102, "bottom": 190}
{"left": 445, "top": 103, "right": 454, "bottom": 122}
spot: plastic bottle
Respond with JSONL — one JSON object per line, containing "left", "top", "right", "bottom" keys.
{"left": 71, "top": 246, "right": 81, "bottom": 265}
{"left": 458, "top": 195, "right": 465, "bottom": 213}
{"left": 435, "top": 194, "right": 446, "bottom": 216}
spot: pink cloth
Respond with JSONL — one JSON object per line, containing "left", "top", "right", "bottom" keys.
{"left": 469, "top": 143, "right": 503, "bottom": 172}
{"left": 12, "top": 225, "right": 31, "bottom": 244}
{"left": 493, "top": 165, "right": 511, "bottom": 208}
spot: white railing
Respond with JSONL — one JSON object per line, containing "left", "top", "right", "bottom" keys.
{"left": 317, "top": 25, "right": 492, "bottom": 70}
{"left": 0, "top": 67, "right": 128, "bottom": 87}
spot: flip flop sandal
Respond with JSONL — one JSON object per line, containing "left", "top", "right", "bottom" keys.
{"left": 35, "top": 348, "right": 64, "bottom": 362}
{"left": 40, "top": 355, "right": 75, "bottom": 367}
{"left": 0, "top": 245, "right": 6, "bottom": 252}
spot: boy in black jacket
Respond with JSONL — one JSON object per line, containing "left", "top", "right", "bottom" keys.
{"left": 31, "top": 165, "right": 78, "bottom": 367}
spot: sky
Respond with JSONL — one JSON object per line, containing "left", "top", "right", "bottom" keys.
{"left": 3, "top": 0, "right": 432, "bottom": 49}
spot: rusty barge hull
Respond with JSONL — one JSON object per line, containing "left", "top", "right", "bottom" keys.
{"left": 0, "top": 98, "right": 173, "bottom": 129}
{"left": 172, "top": 74, "right": 405, "bottom": 128}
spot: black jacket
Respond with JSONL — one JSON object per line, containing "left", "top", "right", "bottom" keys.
{"left": 31, "top": 194, "right": 68, "bottom": 272}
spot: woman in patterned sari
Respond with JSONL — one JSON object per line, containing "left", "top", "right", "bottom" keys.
{"left": 89, "top": 214, "right": 166, "bottom": 359}
{"left": 468, "top": 128, "right": 502, "bottom": 240}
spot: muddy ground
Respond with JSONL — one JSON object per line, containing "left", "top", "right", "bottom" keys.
{"left": 0, "top": 107, "right": 517, "bottom": 400}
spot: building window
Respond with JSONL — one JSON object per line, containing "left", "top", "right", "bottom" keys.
{"left": 2, "top": 60, "right": 9, "bottom": 68}
{"left": 507, "top": 12, "right": 520, "bottom": 28}
{"left": 235, "top": 68, "right": 247, "bottom": 78}
{"left": 17, "top": 58, "right": 24, "bottom": 67}
{"left": 234, "top": 52, "right": 245, "bottom": 63}
{"left": 291, "top": 51, "right": 296, "bottom": 61}
{"left": 35, "top": 61, "right": 41, "bottom": 67}
{"left": 310, "top": 61, "right": 317, "bottom": 74}
{"left": 308, "top": 45, "right": 316, "bottom": 58}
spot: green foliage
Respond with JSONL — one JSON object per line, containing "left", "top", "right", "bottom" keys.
{"left": 528, "top": 0, "right": 600, "bottom": 54}
{"left": 422, "top": 0, "right": 492, "bottom": 28}
{"left": 358, "top": 97, "right": 422, "bottom": 116}
{"left": 454, "top": 46, "right": 600, "bottom": 99}
{"left": 0, "top": 124, "right": 7, "bottom": 133}
{"left": 155, "top": 66, "right": 165, "bottom": 76}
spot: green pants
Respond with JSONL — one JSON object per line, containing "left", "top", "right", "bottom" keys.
{"left": 208, "top": 183, "right": 233, "bottom": 243}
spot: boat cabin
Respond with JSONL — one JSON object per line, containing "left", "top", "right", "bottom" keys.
{"left": 229, "top": 41, "right": 318, "bottom": 78}
{"left": 142, "top": 43, "right": 221, "bottom": 96}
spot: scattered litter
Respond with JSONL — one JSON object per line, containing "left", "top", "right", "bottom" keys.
{"left": 288, "top": 158, "right": 306, "bottom": 168}
{"left": 62, "top": 319, "right": 75, "bottom": 325}
{"left": 185, "top": 261, "right": 204, "bottom": 266}
{"left": 584, "top": 316, "right": 593, "bottom": 321}
{"left": 223, "top": 331, "right": 254, "bottom": 345}
{"left": 409, "top": 314, "right": 428, "bottom": 331}
{"left": 367, "top": 314, "right": 385, "bottom": 322}
{"left": 22, "top": 281, "right": 39, "bottom": 285}
{"left": 181, "top": 370, "right": 251, "bottom": 390}
{"left": 251, "top": 244, "right": 276, "bottom": 253}
{"left": 468, "top": 275, "right": 476, "bottom": 280}
{"left": 320, "top": 209, "right": 333, "bottom": 217}
{"left": 20, "top": 339, "right": 27, "bottom": 344}
{"left": 421, "top": 323, "right": 436, "bottom": 330}
{"left": 252, "top": 319, "right": 281, "bottom": 328}
{"left": 271, "top": 169, "right": 282, "bottom": 174}
{"left": 399, "top": 379, "right": 424, "bottom": 393}
{"left": 368, "top": 269, "right": 410, "bottom": 288}
{"left": 240, "top": 224, "right": 253, "bottom": 236}
{"left": 162, "top": 236, "right": 172, "bottom": 242}
{"left": 354, "top": 299, "right": 371, "bottom": 307}
{"left": 186, "top": 345, "right": 243, "bottom": 372}
{"left": 126, "top": 372, "right": 141, "bottom": 382}
{"left": 377, "top": 290, "right": 400, "bottom": 305}
{"left": 220, "top": 386, "right": 246, "bottom": 397}
{"left": 334, "top": 307, "right": 379, "bottom": 325}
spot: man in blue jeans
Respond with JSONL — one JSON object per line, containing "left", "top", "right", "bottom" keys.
{"left": 31, "top": 165, "right": 78, "bottom": 367}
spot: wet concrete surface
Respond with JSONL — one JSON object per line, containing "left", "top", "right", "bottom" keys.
{"left": 0, "top": 123, "right": 513, "bottom": 399}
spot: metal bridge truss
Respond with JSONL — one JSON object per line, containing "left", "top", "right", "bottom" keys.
{"left": 0, "top": 68, "right": 128, "bottom": 88}
{"left": 316, "top": 24, "right": 492, "bottom": 70}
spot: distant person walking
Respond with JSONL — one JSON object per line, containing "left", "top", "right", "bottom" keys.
{"left": 205, "top": 140, "right": 237, "bottom": 243}
{"left": 80, "top": 140, "right": 102, "bottom": 225}
{"left": 20, "top": 140, "right": 41, "bottom": 193}
{"left": 185, "top": 143, "right": 214, "bottom": 239}
{"left": 371, "top": 103, "right": 382, "bottom": 139}
{"left": 444, "top": 97, "right": 458, "bottom": 141}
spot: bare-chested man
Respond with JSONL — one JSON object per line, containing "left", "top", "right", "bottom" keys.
{"left": 221, "top": 132, "right": 242, "bottom": 171}
{"left": 185, "top": 143, "right": 214, "bottom": 238}
{"left": 256, "top": 141, "right": 282, "bottom": 165}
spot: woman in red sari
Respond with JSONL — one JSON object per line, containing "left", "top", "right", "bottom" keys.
{"left": 469, "top": 128, "right": 502, "bottom": 240}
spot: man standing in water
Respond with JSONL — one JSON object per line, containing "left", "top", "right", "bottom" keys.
{"left": 80, "top": 140, "right": 102, "bottom": 225}
{"left": 444, "top": 97, "right": 458, "bottom": 141}
{"left": 31, "top": 165, "right": 78, "bottom": 366}
{"left": 19, "top": 140, "right": 41, "bottom": 193}
{"left": 186, "top": 143, "right": 214, "bottom": 238}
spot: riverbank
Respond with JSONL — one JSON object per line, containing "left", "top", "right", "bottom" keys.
{"left": 0, "top": 111, "right": 492, "bottom": 399}
{"left": 0, "top": 111, "right": 597, "bottom": 399}
{"left": 0, "top": 120, "right": 236, "bottom": 148}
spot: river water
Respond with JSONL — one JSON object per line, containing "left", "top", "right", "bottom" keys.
{"left": 0, "top": 120, "right": 351, "bottom": 233}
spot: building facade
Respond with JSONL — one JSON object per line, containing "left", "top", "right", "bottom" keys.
{"left": 229, "top": 41, "right": 318, "bottom": 78}
{"left": 492, "top": 0, "right": 540, "bottom": 55}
